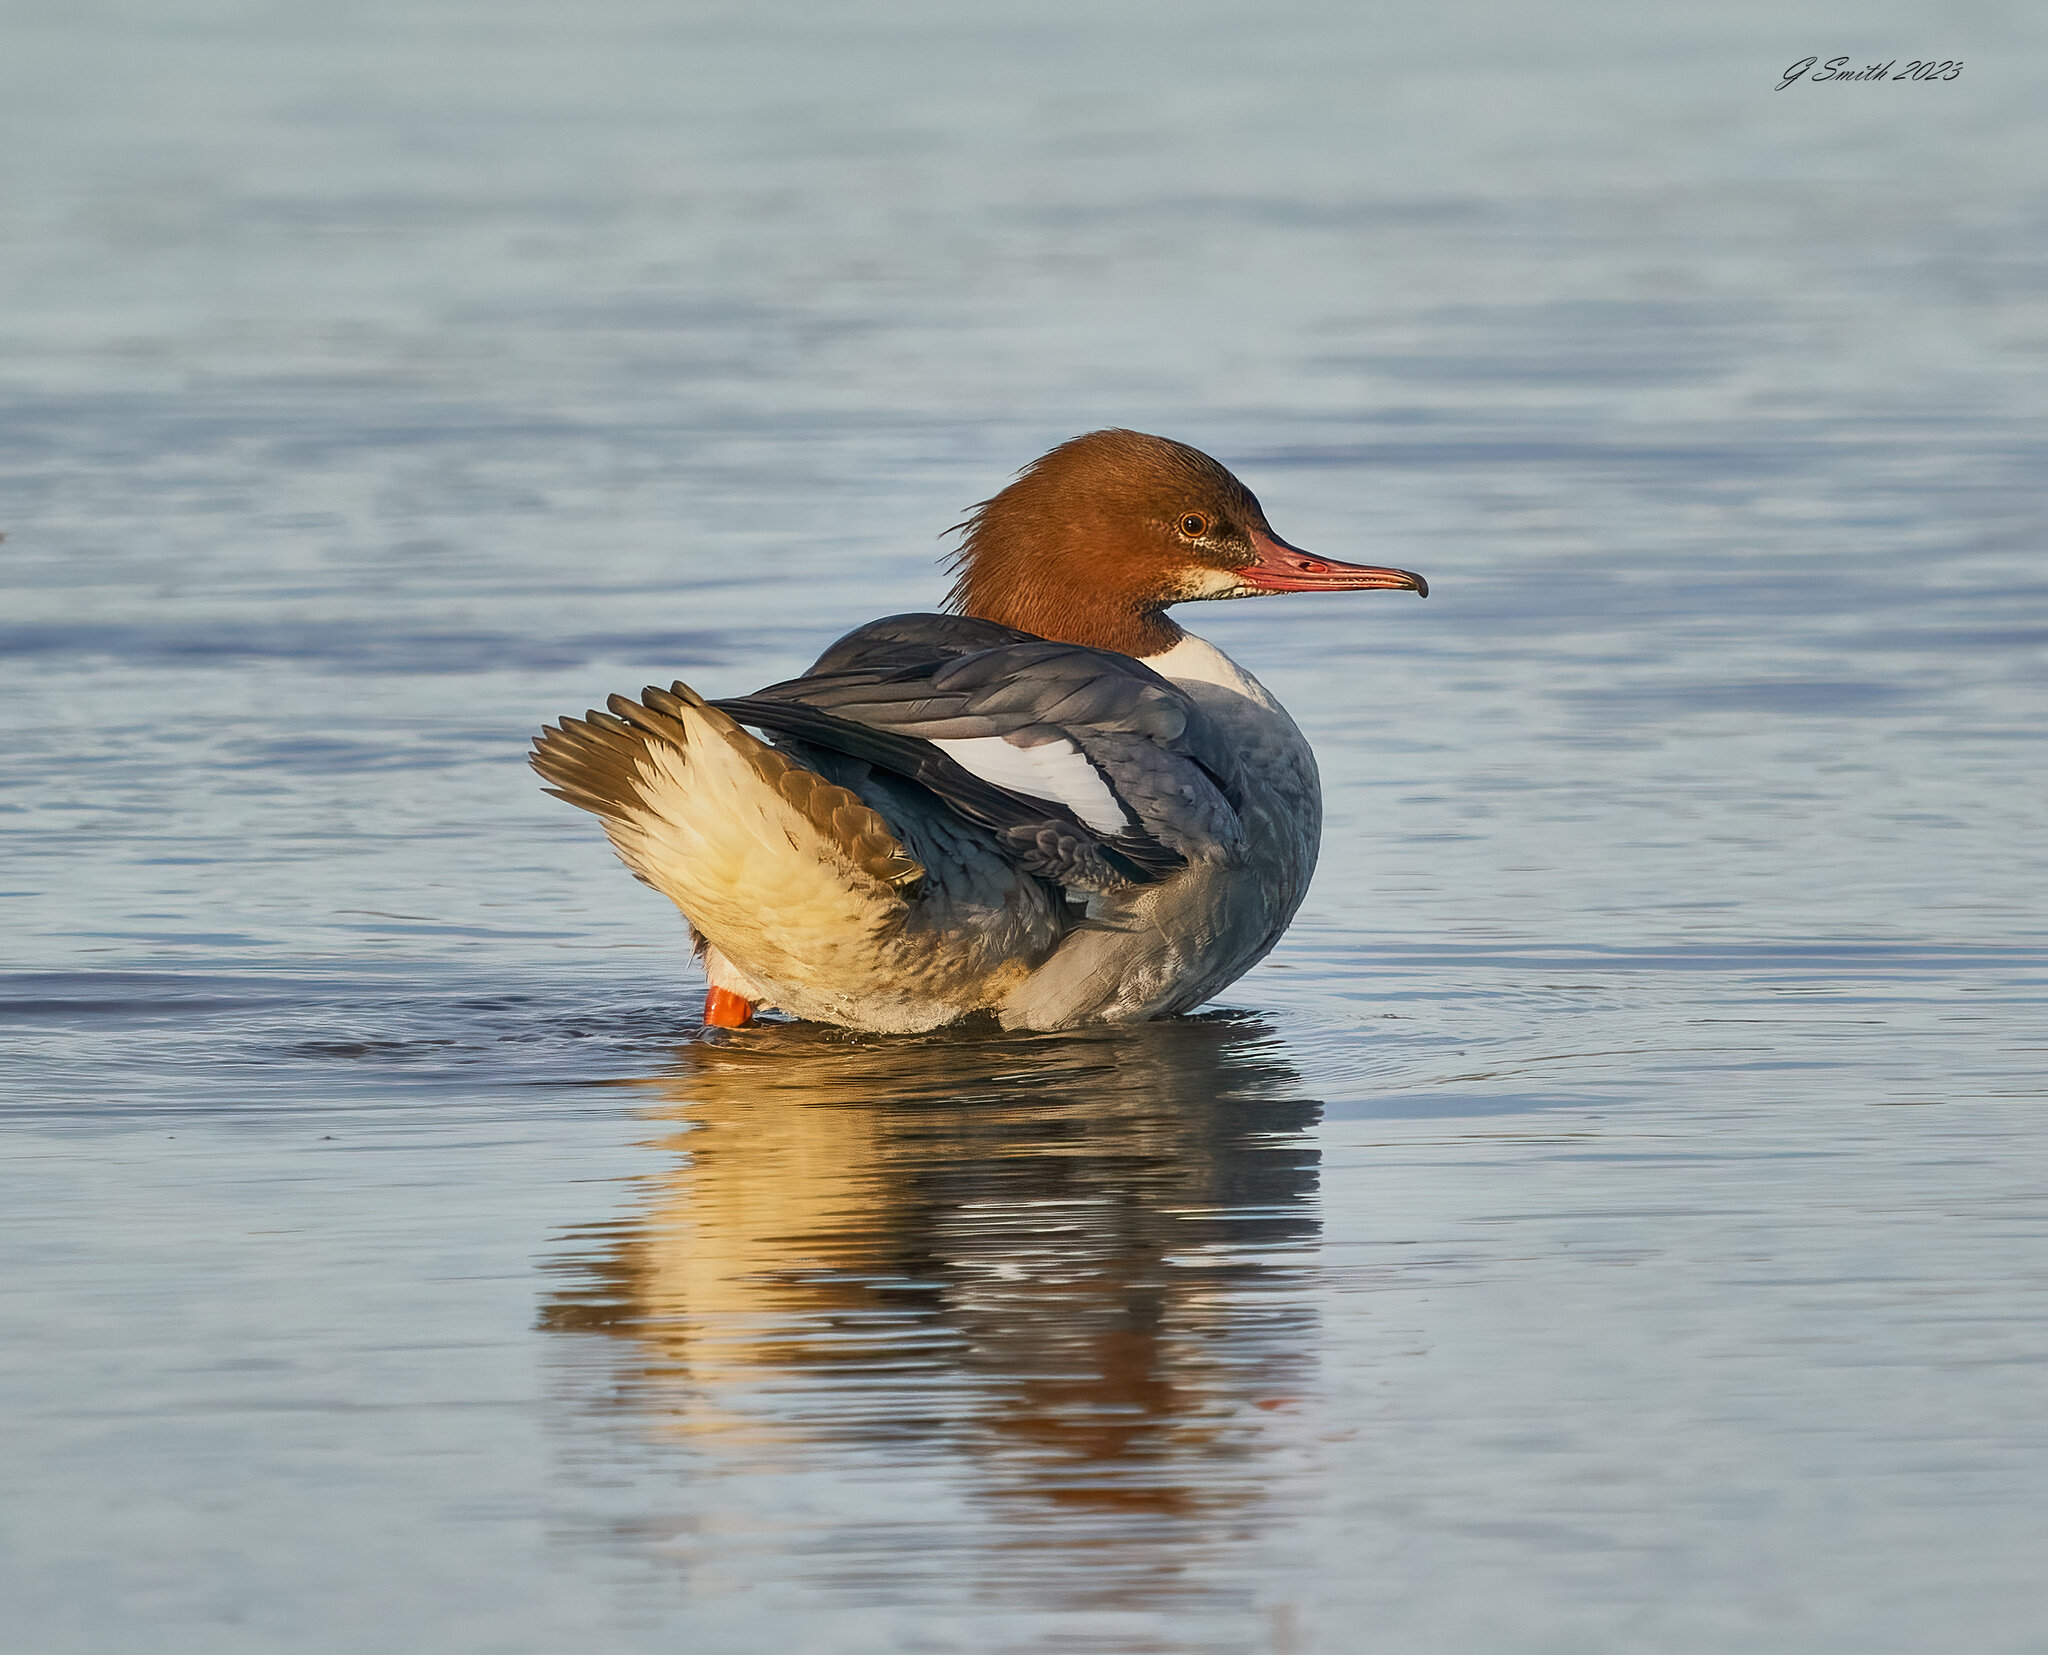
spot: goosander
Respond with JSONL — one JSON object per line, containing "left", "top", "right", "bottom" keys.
{"left": 531, "top": 429, "right": 1426, "bottom": 1032}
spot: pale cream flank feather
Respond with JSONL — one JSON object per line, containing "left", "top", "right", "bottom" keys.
{"left": 533, "top": 686, "right": 1007, "bottom": 1032}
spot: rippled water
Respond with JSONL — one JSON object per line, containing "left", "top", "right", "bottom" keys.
{"left": 5, "top": 2, "right": 2047, "bottom": 1650}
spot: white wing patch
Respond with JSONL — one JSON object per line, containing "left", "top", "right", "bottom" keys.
{"left": 931, "top": 736, "right": 1129, "bottom": 834}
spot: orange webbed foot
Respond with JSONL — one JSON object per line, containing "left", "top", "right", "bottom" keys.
{"left": 703, "top": 986, "right": 756, "bottom": 1028}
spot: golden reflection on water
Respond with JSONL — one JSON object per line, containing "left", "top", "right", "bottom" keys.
{"left": 541, "top": 1013, "right": 1323, "bottom": 1540}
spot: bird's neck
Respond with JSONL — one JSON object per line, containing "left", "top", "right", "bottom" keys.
{"left": 964, "top": 591, "right": 1185, "bottom": 657}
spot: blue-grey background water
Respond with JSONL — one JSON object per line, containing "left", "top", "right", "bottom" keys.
{"left": 4, "top": 2, "right": 2045, "bottom": 1651}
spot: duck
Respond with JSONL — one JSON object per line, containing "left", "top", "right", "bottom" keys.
{"left": 530, "top": 429, "right": 1426, "bottom": 1033}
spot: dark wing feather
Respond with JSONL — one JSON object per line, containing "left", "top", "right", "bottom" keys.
{"left": 803, "top": 612, "right": 1040, "bottom": 676}
{"left": 708, "top": 694, "right": 1170, "bottom": 890}
{"left": 713, "top": 614, "right": 1246, "bottom": 888}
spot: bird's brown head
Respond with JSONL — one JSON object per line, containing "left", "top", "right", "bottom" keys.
{"left": 943, "top": 429, "right": 1427, "bottom": 657}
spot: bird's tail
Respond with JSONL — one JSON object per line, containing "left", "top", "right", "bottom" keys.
{"left": 532, "top": 682, "right": 926, "bottom": 1009}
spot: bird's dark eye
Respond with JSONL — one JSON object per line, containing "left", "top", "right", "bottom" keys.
{"left": 1180, "top": 513, "right": 1208, "bottom": 538}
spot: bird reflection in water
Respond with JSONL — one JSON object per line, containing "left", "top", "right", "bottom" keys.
{"left": 540, "top": 1011, "right": 1322, "bottom": 1604}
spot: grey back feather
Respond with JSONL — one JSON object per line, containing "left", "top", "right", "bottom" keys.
{"left": 716, "top": 614, "right": 1248, "bottom": 893}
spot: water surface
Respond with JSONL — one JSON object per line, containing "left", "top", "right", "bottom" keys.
{"left": 4, "top": 2, "right": 2047, "bottom": 1651}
